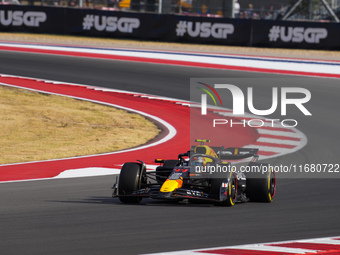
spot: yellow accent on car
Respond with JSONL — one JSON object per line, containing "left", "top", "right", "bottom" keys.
{"left": 195, "top": 139, "right": 210, "bottom": 144}
{"left": 268, "top": 169, "right": 273, "bottom": 201}
{"left": 229, "top": 171, "right": 236, "bottom": 205}
{"left": 229, "top": 182, "right": 235, "bottom": 205}
{"left": 160, "top": 178, "right": 183, "bottom": 193}
{"left": 194, "top": 145, "right": 218, "bottom": 158}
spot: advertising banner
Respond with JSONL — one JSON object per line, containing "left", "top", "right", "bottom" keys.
{"left": 170, "top": 16, "right": 251, "bottom": 46}
{"left": 1, "top": 5, "right": 340, "bottom": 50}
{"left": 0, "top": 5, "right": 62, "bottom": 33}
{"left": 252, "top": 19, "right": 340, "bottom": 50}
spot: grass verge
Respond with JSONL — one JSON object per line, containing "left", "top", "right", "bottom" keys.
{"left": 0, "top": 85, "right": 160, "bottom": 164}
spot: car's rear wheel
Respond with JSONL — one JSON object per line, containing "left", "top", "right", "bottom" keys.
{"left": 245, "top": 162, "right": 276, "bottom": 202}
{"left": 118, "top": 162, "right": 144, "bottom": 204}
{"left": 223, "top": 172, "right": 237, "bottom": 206}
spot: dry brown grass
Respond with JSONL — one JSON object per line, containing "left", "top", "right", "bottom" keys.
{"left": 0, "top": 85, "right": 160, "bottom": 164}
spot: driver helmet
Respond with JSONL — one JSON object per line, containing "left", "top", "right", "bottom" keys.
{"left": 192, "top": 156, "right": 204, "bottom": 166}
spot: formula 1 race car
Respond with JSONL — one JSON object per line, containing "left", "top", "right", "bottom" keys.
{"left": 112, "top": 139, "right": 276, "bottom": 206}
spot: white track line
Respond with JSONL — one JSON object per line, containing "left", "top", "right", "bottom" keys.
{"left": 1, "top": 42, "right": 340, "bottom": 76}
{"left": 143, "top": 236, "right": 340, "bottom": 255}
{"left": 257, "top": 137, "right": 301, "bottom": 145}
{"left": 257, "top": 128, "right": 303, "bottom": 138}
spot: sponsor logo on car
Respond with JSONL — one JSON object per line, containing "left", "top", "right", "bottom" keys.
{"left": 186, "top": 190, "right": 203, "bottom": 196}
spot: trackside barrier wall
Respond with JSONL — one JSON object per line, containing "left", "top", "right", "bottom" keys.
{"left": 1, "top": 5, "right": 340, "bottom": 50}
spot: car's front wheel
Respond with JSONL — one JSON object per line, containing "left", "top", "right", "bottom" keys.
{"left": 118, "top": 162, "right": 144, "bottom": 204}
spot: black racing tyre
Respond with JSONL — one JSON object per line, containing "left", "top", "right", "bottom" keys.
{"left": 210, "top": 166, "right": 237, "bottom": 206}
{"left": 118, "top": 162, "right": 144, "bottom": 204}
{"left": 156, "top": 159, "right": 177, "bottom": 183}
{"left": 245, "top": 162, "right": 276, "bottom": 202}
{"left": 223, "top": 172, "right": 237, "bottom": 206}
{"left": 210, "top": 170, "right": 228, "bottom": 198}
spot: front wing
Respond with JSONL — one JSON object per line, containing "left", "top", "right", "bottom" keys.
{"left": 112, "top": 184, "right": 231, "bottom": 203}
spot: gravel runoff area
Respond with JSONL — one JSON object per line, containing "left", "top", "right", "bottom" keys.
{"left": 1, "top": 32, "right": 340, "bottom": 61}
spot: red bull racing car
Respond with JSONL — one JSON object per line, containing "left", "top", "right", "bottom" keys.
{"left": 112, "top": 139, "right": 276, "bottom": 206}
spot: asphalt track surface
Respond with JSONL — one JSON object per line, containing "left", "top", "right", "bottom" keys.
{"left": 0, "top": 51, "right": 340, "bottom": 255}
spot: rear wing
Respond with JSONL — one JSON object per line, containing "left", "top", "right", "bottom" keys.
{"left": 214, "top": 147, "right": 259, "bottom": 160}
